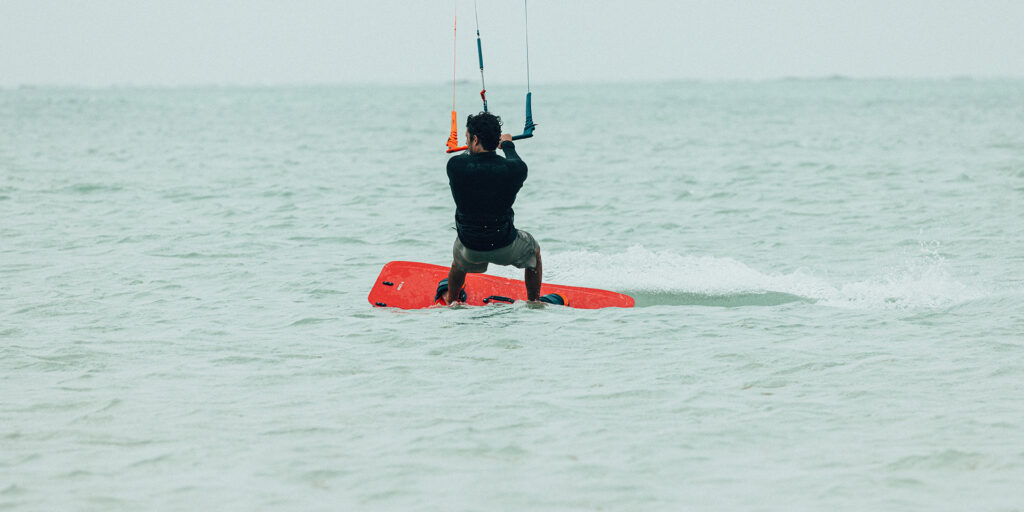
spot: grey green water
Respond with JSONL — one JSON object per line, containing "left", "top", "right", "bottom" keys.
{"left": 2, "top": 80, "right": 1023, "bottom": 510}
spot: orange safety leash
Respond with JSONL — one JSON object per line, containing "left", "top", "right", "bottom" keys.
{"left": 445, "top": 1, "right": 460, "bottom": 152}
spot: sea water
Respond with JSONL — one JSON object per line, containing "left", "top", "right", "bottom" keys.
{"left": 2, "top": 80, "right": 1023, "bottom": 511}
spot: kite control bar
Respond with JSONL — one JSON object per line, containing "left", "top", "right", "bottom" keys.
{"left": 445, "top": 135, "right": 530, "bottom": 154}
{"left": 445, "top": 132, "right": 534, "bottom": 154}
{"left": 445, "top": 92, "right": 536, "bottom": 153}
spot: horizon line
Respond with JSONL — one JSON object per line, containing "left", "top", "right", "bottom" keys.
{"left": 3, "top": 74, "right": 1023, "bottom": 90}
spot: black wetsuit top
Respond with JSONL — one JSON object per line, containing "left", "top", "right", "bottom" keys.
{"left": 446, "top": 141, "right": 528, "bottom": 251}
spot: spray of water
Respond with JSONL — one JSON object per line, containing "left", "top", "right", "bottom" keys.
{"left": 488, "top": 244, "right": 981, "bottom": 309}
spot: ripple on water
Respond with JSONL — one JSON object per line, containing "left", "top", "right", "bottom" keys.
{"left": 630, "top": 290, "right": 812, "bottom": 307}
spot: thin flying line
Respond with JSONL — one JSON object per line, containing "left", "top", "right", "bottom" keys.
{"left": 452, "top": 0, "right": 457, "bottom": 110}
{"left": 524, "top": 0, "right": 531, "bottom": 93}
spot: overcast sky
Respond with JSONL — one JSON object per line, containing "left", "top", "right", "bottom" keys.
{"left": 1, "top": 0, "right": 1022, "bottom": 86}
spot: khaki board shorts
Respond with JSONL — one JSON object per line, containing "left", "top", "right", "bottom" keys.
{"left": 453, "top": 229, "right": 539, "bottom": 273}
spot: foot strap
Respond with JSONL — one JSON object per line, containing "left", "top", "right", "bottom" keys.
{"left": 435, "top": 278, "right": 467, "bottom": 304}
{"left": 538, "top": 293, "right": 566, "bottom": 306}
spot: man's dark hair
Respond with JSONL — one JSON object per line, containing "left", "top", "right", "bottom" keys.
{"left": 466, "top": 112, "right": 503, "bottom": 151}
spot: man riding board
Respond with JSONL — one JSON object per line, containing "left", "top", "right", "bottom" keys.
{"left": 435, "top": 112, "right": 562, "bottom": 306}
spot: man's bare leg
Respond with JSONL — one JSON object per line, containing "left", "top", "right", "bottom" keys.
{"left": 446, "top": 262, "right": 467, "bottom": 303}
{"left": 525, "top": 250, "right": 542, "bottom": 301}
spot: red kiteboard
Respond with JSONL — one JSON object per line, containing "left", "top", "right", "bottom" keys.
{"left": 368, "top": 261, "right": 634, "bottom": 309}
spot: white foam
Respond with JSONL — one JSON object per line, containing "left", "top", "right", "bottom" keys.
{"left": 490, "top": 245, "right": 983, "bottom": 310}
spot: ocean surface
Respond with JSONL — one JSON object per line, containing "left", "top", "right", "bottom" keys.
{"left": 2, "top": 80, "right": 1023, "bottom": 511}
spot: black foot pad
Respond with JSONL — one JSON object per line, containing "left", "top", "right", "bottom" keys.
{"left": 435, "top": 278, "right": 468, "bottom": 304}
{"left": 538, "top": 293, "right": 566, "bottom": 306}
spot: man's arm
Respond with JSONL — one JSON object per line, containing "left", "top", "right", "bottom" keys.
{"left": 447, "top": 155, "right": 457, "bottom": 181}
{"left": 498, "top": 133, "right": 526, "bottom": 171}
{"left": 447, "top": 153, "right": 468, "bottom": 182}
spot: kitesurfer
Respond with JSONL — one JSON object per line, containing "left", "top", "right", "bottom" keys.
{"left": 436, "top": 112, "right": 558, "bottom": 305}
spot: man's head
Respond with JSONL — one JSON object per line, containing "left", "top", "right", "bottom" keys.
{"left": 465, "top": 112, "right": 503, "bottom": 152}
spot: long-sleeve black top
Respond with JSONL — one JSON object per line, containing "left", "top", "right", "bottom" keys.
{"left": 446, "top": 141, "right": 528, "bottom": 251}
